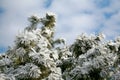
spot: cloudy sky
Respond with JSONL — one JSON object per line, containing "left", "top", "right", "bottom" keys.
{"left": 0, "top": 0, "right": 120, "bottom": 53}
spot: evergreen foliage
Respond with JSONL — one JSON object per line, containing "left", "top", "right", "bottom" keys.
{"left": 0, "top": 12, "right": 120, "bottom": 80}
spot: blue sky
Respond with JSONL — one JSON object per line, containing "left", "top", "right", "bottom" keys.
{"left": 0, "top": 0, "right": 120, "bottom": 53}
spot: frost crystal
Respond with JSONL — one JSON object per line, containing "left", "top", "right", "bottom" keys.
{"left": 0, "top": 12, "right": 120, "bottom": 80}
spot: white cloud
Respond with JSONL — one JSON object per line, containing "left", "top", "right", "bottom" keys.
{"left": 0, "top": 0, "right": 45, "bottom": 47}
{"left": 101, "top": 11, "right": 120, "bottom": 39}
{"left": 0, "top": 0, "right": 120, "bottom": 49}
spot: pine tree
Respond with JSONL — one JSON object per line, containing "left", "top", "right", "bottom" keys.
{"left": 0, "top": 12, "right": 120, "bottom": 80}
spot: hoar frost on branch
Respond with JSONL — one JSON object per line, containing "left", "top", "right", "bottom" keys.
{"left": 0, "top": 12, "right": 120, "bottom": 80}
